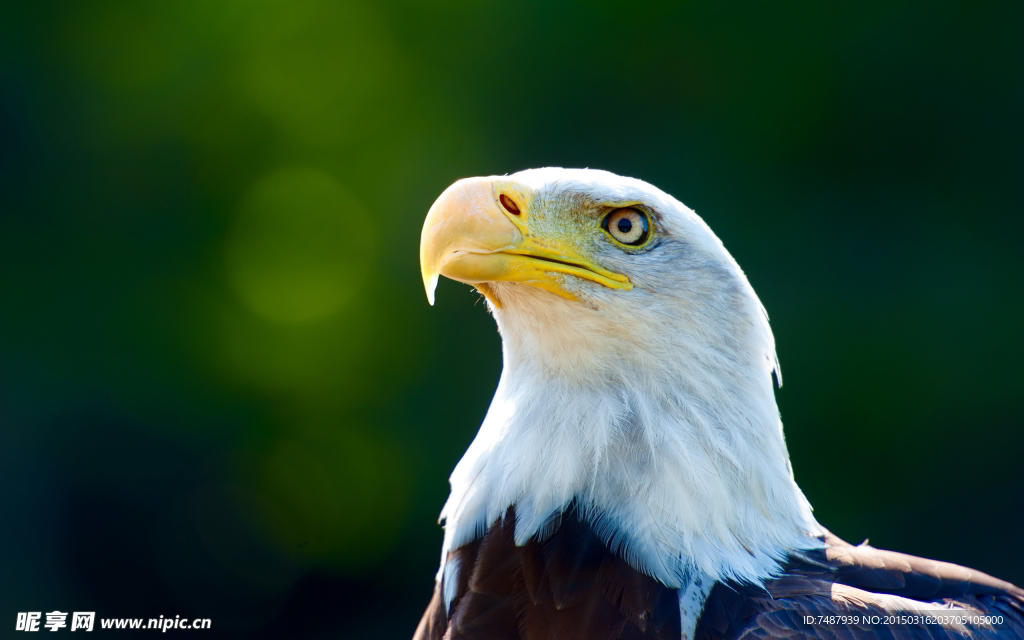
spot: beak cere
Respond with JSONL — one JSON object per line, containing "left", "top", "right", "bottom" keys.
{"left": 419, "top": 177, "right": 632, "bottom": 306}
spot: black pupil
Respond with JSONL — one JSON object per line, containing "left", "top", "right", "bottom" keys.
{"left": 617, "top": 217, "right": 633, "bottom": 234}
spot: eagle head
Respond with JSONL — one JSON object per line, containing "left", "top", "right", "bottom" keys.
{"left": 419, "top": 168, "right": 819, "bottom": 590}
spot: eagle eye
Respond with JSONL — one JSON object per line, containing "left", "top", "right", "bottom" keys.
{"left": 602, "top": 208, "right": 649, "bottom": 246}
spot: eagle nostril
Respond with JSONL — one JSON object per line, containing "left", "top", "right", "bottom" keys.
{"left": 499, "top": 194, "right": 521, "bottom": 216}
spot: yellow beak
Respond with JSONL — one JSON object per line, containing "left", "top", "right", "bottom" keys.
{"left": 419, "top": 177, "right": 631, "bottom": 306}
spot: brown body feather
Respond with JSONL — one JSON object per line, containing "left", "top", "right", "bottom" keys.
{"left": 414, "top": 505, "right": 680, "bottom": 640}
{"left": 415, "top": 512, "right": 1024, "bottom": 640}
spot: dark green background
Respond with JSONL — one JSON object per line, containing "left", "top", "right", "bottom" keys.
{"left": 2, "top": 1, "right": 1021, "bottom": 638}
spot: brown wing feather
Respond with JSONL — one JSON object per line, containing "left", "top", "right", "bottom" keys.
{"left": 412, "top": 584, "right": 448, "bottom": 640}
{"left": 696, "top": 530, "right": 1024, "bottom": 640}
{"left": 823, "top": 532, "right": 1022, "bottom": 600}
{"left": 413, "top": 505, "right": 681, "bottom": 640}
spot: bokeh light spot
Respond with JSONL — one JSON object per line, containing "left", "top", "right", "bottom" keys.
{"left": 225, "top": 168, "right": 372, "bottom": 324}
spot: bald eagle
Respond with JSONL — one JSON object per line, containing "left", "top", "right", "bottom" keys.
{"left": 414, "top": 169, "right": 1023, "bottom": 640}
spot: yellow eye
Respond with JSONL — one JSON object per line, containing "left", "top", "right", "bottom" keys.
{"left": 603, "top": 208, "right": 649, "bottom": 246}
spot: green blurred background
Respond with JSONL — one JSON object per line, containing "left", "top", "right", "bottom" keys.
{"left": 1, "top": 1, "right": 1021, "bottom": 637}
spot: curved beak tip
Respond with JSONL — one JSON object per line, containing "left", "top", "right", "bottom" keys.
{"left": 423, "top": 272, "right": 438, "bottom": 306}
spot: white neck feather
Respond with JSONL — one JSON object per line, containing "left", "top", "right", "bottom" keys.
{"left": 438, "top": 240, "right": 821, "bottom": 589}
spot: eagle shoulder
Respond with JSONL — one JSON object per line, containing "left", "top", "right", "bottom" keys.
{"left": 696, "top": 531, "right": 1024, "bottom": 640}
